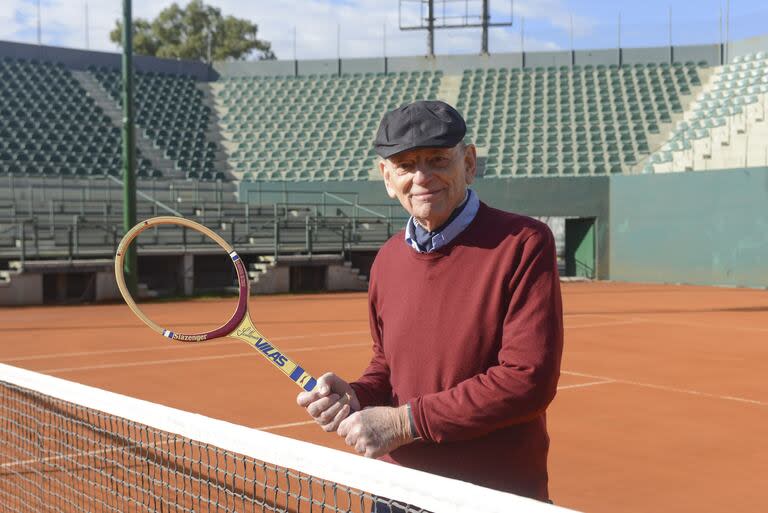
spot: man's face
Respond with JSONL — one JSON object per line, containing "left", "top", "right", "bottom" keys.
{"left": 379, "top": 144, "right": 477, "bottom": 231}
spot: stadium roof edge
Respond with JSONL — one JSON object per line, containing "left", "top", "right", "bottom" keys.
{"left": 2, "top": 31, "right": 767, "bottom": 80}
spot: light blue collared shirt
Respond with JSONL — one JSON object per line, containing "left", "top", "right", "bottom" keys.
{"left": 404, "top": 189, "right": 480, "bottom": 253}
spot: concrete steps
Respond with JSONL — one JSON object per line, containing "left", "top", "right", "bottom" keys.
{"left": 0, "top": 261, "right": 39, "bottom": 303}
{"left": 334, "top": 260, "right": 369, "bottom": 290}
{"left": 632, "top": 68, "right": 713, "bottom": 173}
{"left": 196, "top": 83, "right": 234, "bottom": 170}
{"left": 437, "top": 74, "right": 462, "bottom": 106}
{"left": 248, "top": 255, "right": 287, "bottom": 295}
{"left": 70, "top": 71, "right": 185, "bottom": 180}
{"left": 247, "top": 255, "right": 368, "bottom": 294}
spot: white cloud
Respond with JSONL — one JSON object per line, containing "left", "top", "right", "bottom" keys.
{"left": 0, "top": 0, "right": 33, "bottom": 41}
{"left": 515, "top": 0, "right": 596, "bottom": 38}
{"left": 0, "top": 0, "right": 581, "bottom": 58}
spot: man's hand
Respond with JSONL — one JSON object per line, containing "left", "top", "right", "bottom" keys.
{"left": 297, "top": 372, "right": 360, "bottom": 432}
{"left": 336, "top": 405, "right": 413, "bottom": 458}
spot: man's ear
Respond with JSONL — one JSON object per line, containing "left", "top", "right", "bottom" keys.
{"left": 463, "top": 144, "right": 477, "bottom": 185}
{"left": 379, "top": 159, "right": 397, "bottom": 199}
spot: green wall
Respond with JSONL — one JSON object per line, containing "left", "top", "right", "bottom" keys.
{"left": 240, "top": 168, "right": 768, "bottom": 288}
{"left": 473, "top": 178, "right": 610, "bottom": 279}
{"left": 609, "top": 168, "right": 768, "bottom": 288}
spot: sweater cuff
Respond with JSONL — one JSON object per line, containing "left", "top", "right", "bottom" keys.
{"left": 349, "top": 382, "right": 373, "bottom": 410}
{"left": 408, "top": 398, "right": 429, "bottom": 442}
{"left": 406, "top": 403, "right": 422, "bottom": 441}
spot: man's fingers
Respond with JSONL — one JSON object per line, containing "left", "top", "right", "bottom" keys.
{"left": 337, "top": 412, "right": 356, "bottom": 437}
{"left": 296, "top": 391, "right": 316, "bottom": 407}
{"left": 307, "top": 394, "right": 341, "bottom": 418}
{"left": 332, "top": 403, "right": 350, "bottom": 427}
{"left": 317, "top": 397, "right": 345, "bottom": 425}
{"left": 316, "top": 372, "right": 338, "bottom": 395}
{"left": 297, "top": 372, "right": 337, "bottom": 407}
{"left": 297, "top": 385, "right": 334, "bottom": 408}
{"left": 320, "top": 403, "right": 350, "bottom": 433}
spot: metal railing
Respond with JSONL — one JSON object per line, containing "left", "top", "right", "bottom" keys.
{"left": 0, "top": 200, "right": 409, "bottom": 261}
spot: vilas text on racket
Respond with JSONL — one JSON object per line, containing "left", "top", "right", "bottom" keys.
{"left": 237, "top": 327, "right": 289, "bottom": 366}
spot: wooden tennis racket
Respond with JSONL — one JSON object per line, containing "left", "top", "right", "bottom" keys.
{"left": 114, "top": 216, "right": 319, "bottom": 392}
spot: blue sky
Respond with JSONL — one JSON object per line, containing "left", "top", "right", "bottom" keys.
{"left": 1, "top": 0, "right": 766, "bottom": 60}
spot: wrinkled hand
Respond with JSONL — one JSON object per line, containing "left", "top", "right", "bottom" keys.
{"left": 337, "top": 406, "right": 413, "bottom": 458}
{"left": 296, "top": 372, "right": 360, "bottom": 432}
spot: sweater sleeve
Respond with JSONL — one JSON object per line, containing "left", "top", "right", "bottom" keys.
{"left": 410, "top": 228, "right": 564, "bottom": 443}
{"left": 349, "top": 262, "right": 394, "bottom": 408}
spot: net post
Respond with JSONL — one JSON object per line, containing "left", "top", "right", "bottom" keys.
{"left": 121, "top": 0, "right": 138, "bottom": 296}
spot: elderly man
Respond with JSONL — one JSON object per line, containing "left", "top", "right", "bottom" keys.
{"left": 297, "top": 100, "right": 563, "bottom": 503}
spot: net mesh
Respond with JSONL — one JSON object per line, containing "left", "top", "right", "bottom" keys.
{"left": 0, "top": 364, "right": 569, "bottom": 513}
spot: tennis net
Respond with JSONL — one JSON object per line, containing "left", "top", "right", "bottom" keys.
{"left": 0, "top": 363, "right": 573, "bottom": 513}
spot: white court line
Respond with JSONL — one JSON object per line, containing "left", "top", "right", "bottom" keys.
{"left": 39, "top": 342, "right": 371, "bottom": 374}
{"left": 0, "top": 440, "right": 175, "bottom": 470}
{"left": 562, "top": 370, "right": 767, "bottom": 406}
{"left": 259, "top": 420, "right": 316, "bottom": 431}
{"left": 556, "top": 379, "right": 615, "bottom": 390}
{"left": 1, "top": 330, "right": 371, "bottom": 363}
{"left": 562, "top": 313, "right": 629, "bottom": 319}
{"left": 566, "top": 312, "right": 768, "bottom": 334}
{"left": 630, "top": 316, "right": 768, "bottom": 334}
{"left": 564, "top": 320, "right": 643, "bottom": 329}
{"left": 567, "top": 312, "right": 768, "bottom": 334}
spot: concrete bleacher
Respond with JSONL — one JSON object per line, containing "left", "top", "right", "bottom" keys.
{"left": 0, "top": 57, "right": 160, "bottom": 179}
{"left": 89, "top": 67, "right": 226, "bottom": 181}
{"left": 460, "top": 62, "right": 707, "bottom": 177}
{"left": 215, "top": 71, "right": 441, "bottom": 182}
{"left": 0, "top": 178, "right": 386, "bottom": 304}
{"left": 3, "top": 42, "right": 758, "bottom": 184}
{"left": 648, "top": 52, "right": 768, "bottom": 173}
{"left": 0, "top": 178, "right": 399, "bottom": 261}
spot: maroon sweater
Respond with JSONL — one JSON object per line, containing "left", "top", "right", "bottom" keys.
{"left": 350, "top": 202, "right": 563, "bottom": 501}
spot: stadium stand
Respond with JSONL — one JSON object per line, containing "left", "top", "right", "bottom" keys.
{"left": 1, "top": 53, "right": 734, "bottom": 184}
{"left": 457, "top": 62, "right": 708, "bottom": 178}
{"left": 89, "top": 67, "right": 226, "bottom": 181}
{"left": 214, "top": 71, "right": 442, "bottom": 182}
{"left": 3, "top": 36, "right": 768, "bottom": 303}
{"left": 0, "top": 57, "right": 160, "bottom": 179}
{"left": 648, "top": 52, "right": 768, "bottom": 173}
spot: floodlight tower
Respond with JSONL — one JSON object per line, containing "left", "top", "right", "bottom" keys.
{"left": 399, "top": 0, "right": 513, "bottom": 56}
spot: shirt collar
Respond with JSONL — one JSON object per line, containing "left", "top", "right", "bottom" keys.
{"left": 404, "top": 189, "right": 480, "bottom": 253}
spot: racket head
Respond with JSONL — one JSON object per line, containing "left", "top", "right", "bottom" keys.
{"left": 114, "top": 216, "right": 249, "bottom": 342}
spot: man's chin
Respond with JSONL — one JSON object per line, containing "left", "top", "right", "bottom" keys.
{"left": 412, "top": 209, "right": 449, "bottom": 226}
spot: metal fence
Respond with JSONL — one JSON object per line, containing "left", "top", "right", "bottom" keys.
{"left": 0, "top": 177, "right": 407, "bottom": 264}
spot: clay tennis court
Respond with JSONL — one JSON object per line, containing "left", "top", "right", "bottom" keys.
{"left": 1, "top": 281, "right": 766, "bottom": 513}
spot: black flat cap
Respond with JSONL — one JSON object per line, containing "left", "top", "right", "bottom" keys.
{"left": 373, "top": 100, "right": 466, "bottom": 159}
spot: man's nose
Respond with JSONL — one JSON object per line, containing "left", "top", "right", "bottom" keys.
{"left": 412, "top": 167, "right": 432, "bottom": 184}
